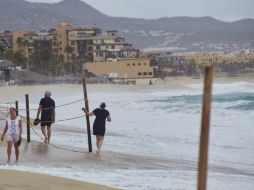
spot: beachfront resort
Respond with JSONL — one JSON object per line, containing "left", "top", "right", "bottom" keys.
{"left": 1, "top": 21, "right": 254, "bottom": 85}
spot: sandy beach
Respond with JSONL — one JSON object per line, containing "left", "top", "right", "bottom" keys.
{"left": 0, "top": 76, "right": 254, "bottom": 189}
{"left": 0, "top": 76, "right": 254, "bottom": 99}
{"left": 0, "top": 131, "right": 253, "bottom": 190}
{"left": 0, "top": 169, "right": 119, "bottom": 190}
{"left": 1, "top": 137, "right": 120, "bottom": 190}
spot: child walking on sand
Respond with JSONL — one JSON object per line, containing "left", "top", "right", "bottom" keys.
{"left": 1, "top": 108, "right": 22, "bottom": 163}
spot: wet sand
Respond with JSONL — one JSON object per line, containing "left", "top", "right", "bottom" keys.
{"left": 0, "top": 130, "right": 253, "bottom": 177}
{"left": 0, "top": 133, "right": 191, "bottom": 170}
{"left": 1, "top": 135, "right": 122, "bottom": 190}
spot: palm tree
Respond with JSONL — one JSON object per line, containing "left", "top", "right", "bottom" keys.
{"left": 64, "top": 46, "right": 74, "bottom": 74}
{"left": 12, "top": 51, "right": 27, "bottom": 68}
{"left": 40, "top": 48, "right": 52, "bottom": 75}
{"left": 29, "top": 40, "right": 56, "bottom": 75}
{"left": 3, "top": 50, "right": 13, "bottom": 61}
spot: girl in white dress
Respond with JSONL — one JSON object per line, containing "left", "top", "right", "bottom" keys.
{"left": 1, "top": 108, "right": 22, "bottom": 162}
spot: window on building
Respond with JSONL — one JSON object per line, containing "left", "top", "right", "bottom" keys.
{"left": 133, "top": 63, "right": 135, "bottom": 66}
{"left": 143, "top": 72, "right": 147, "bottom": 76}
{"left": 148, "top": 72, "right": 153, "bottom": 75}
{"left": 95, "top": 39, "right": 102, "bottom": 44}
{"left": 144, "top": 63, "right": 147, "bottom": 65}
{"left": 138, "top": 72, "right": 142, "bottom": 76}
{"left": 127, "top": 63, "right": 130, "bottom": 66}
{"left": 111, "top": 45, "right": 115, "bottom": 49}
{"left": 77, "top": 33, "right": 93, "bottom": 38}
{"left": 138, "top": 63, "right": 141, "bottom": 66}
{"left": 53, "top": 42, "right": 58, "bottom": 46}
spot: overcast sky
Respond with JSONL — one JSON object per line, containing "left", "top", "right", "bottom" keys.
{"left": 27, "top": 0, "right": 254, "bottom": 21}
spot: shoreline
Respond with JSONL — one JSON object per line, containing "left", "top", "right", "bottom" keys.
{"left": 0, "top": 75, "right": 253, "bottom": 88}
{"left": 0, "top": 76, "right": 253, "bottom": 102}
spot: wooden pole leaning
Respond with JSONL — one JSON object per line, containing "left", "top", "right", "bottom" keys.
{"left": 15, "top": 101, "right": 18, "bottom": 116}
{"left": 197, "top": 65, "right": 213, "bottom": 190}
{"left": 25, "top": 94, "right": 31, "bottom": 142}
{"left": 82, "top": 78, "right": 93, "bottom": 152}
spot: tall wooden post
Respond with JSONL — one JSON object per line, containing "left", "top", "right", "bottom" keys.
{"left": 82, "top": 78, "right": 92, "bottom": 152}
{"left": 25, "top": 94, "right": 31, "bottom": 142}
{"left": 15, "top": 101, "right": 19, "bottom": 116}
{"left": 197, "top": 65, "right": 213, "bottom": 190}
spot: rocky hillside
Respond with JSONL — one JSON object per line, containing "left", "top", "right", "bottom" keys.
{"left": 1, "top": 0, "right": 254, "bottom": 51}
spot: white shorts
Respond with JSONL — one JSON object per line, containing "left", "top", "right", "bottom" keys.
{"left": 7, "top": 133, "right": 19, "bottom": 143}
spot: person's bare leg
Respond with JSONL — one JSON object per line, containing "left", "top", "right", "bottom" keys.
{"left": 7, "top": 141, "right": 13, "bottom": 162}
{"left": 96, "top": 135, "right": 100, "bottom": 153}
{"left": 97, "top": 136, "right": 104, "bottom": 153}
{"left": 41, "top": 125, "right": 48, "bottom": 143}
{"left": 14, "top": 143, "right": 19, "bottom": 162}
{"left": 47, "top": 126, "right": 51, "bottom": 144}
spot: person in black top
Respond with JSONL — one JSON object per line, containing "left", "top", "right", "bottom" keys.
{"left": 36, "top": 91, "right": 55, "bottom": 144}
{"left": 82, "top": 102, "right": 111, "bottom": 153}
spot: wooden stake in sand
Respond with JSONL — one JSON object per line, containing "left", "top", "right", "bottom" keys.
{"left": 197, "top": 65, "right": 213, "bottom": 190}
{"left": 25, "top": 94, "right": 31, "bottom": 142}
{"left": 15, "top": 101, "right": 18, "bottom": 116}
{"left": 82, "top": 78, "right": 93, "bottom": 152}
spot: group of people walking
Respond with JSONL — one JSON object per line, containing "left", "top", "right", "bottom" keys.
{"left": 1, "top": 90, "right": 111, "bottom": 162}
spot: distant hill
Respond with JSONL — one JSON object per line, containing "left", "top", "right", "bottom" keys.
{"left": 1, "top": 0, "right": 254, "bottom": 51}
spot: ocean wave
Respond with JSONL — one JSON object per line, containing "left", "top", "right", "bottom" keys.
{"left": 186, "top": 82, "right": 254, "bottom": 94}
{"left": 142, "top": 92, "right": 254, "bottom": 113}
{"left": 227, "top": 102, "right": 254, "bottom": 111}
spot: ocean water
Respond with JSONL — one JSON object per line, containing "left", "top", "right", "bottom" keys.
{"left": 0, "top": 82, "right": 254, "bottom": 190}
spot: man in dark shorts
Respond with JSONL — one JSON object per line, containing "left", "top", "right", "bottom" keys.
{"left": 36, "top": 91, "right": 55, "bottom": 144}
{"left": 82, "top": 102, "right": 111, "bottom": 153}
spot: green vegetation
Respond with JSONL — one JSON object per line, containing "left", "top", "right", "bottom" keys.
{"left": 0, "top": 42, "right": 82, "bottom": 77}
